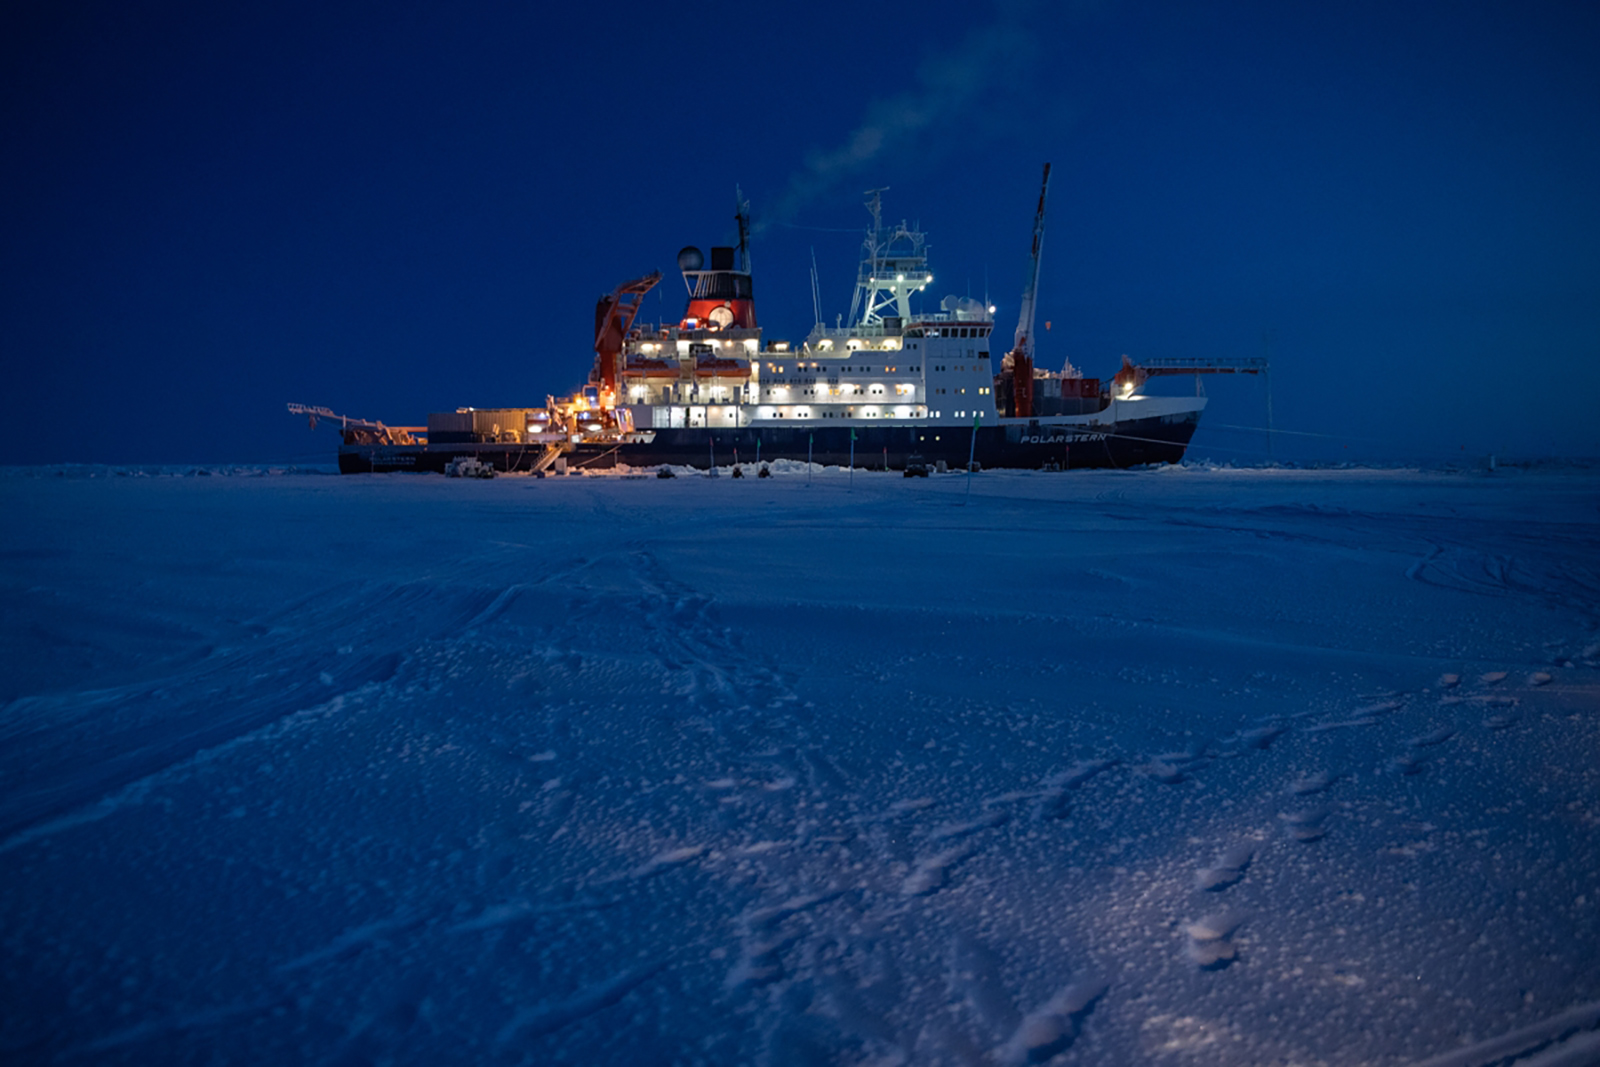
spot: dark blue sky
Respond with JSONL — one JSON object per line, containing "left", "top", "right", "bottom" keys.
{"left": 3, "top": 0, "right": 1596, "bottom": 464}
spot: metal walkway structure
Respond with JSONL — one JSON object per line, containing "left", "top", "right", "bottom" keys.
{"left": 1124, "top": 357, "right": 1275, "bottom": 459}
{"left": 1136, "top": 356, "right": 1269, "bottom": 376}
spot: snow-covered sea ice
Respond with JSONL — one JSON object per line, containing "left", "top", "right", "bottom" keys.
{"left": 2, "top": 462, "right": 1598, "bottom": 1064}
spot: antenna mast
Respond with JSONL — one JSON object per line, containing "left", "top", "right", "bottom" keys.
{"left": 848, "top": 187, "right": 933, "bottom": 326}
{"left": 1007, "top": 163, "right": 1052, "bottom": 419}
{"left": 810, "top": 247, "right": 823, "bottom": 328}
{"left": 735, "top": 186, "right": 752, "bottom": 273}
{"left": 847, "top": 188, "right": 888, "bottom": 325}
{"left": 865, "top": 187, "right": 885, "bottom": 252}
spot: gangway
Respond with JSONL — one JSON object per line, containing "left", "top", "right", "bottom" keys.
{"left": 530, "top": 441, "right": 569, "bottom": 474}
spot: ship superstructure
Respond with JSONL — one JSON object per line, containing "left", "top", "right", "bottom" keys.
{"left": 611, "top": 189, "right": 1001, "bottom": 434}
{"left": 299, "top": 168, "right": 1262, "bottom": 474}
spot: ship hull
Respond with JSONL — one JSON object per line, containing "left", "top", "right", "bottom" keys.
{"left": 337, "top": 406, "right": 1202, "bottom": 474}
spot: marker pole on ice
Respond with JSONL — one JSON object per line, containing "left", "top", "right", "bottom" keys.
{"left": 965, "top": 412, "right": 980, "bottom": 504}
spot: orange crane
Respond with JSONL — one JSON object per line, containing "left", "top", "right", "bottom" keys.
{"left": 592, "top": 271, "right": 662, "bottom": 407}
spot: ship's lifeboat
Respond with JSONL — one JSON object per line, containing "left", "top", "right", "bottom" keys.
{"left": 620, "top": 358, "right": 679, "bottom": 380}
{"left": 693, "top": 356, "right": 752, "bottom": 380}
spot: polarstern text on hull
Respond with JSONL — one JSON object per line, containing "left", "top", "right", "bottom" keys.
{"left": 294, "top": 168, "right": 1263, "bottom": 474}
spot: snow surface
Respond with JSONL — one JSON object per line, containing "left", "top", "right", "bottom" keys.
{"left": 2, "top": 462, "right": 1599, "bottom": 1065}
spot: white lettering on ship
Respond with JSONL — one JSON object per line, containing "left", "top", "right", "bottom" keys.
{"left": 1018, "top": 433, "right": 1106, "bottom": 444}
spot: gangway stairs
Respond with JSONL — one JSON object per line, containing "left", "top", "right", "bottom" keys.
{"left": 530, "top": 441, "right": 569, "bottom": 474}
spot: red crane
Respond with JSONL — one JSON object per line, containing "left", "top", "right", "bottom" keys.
{"left": 593, "top": 271, "right": 662, "bottom": 407}
{"left": 1007, "top": 163, "right": 1052, "bottom": 419}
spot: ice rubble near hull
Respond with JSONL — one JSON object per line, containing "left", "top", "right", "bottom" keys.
{"left": 1, "top": 466, "right": 1599, "bottom": 1064}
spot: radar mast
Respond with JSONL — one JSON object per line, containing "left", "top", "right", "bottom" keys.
{"left": 847, "top": 188, "right": 933, "bottom": 326}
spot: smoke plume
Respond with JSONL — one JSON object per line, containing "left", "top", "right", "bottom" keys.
{"left": 759, "top": 5, "right": 1042, "bottom": 231}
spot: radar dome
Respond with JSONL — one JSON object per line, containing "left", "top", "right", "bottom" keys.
{"left": 677, "top": 246, "right": 705, "bottom": 271}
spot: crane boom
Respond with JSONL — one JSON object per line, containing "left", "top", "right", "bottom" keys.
{"left": 286, "top": 403, "right": 422, "bottom": 445}
{"left": 1007, "top": 163, "right": 1052, "bottom": 419}
{"left": 592, "top": 271, "right": 663, "bottom": 406}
